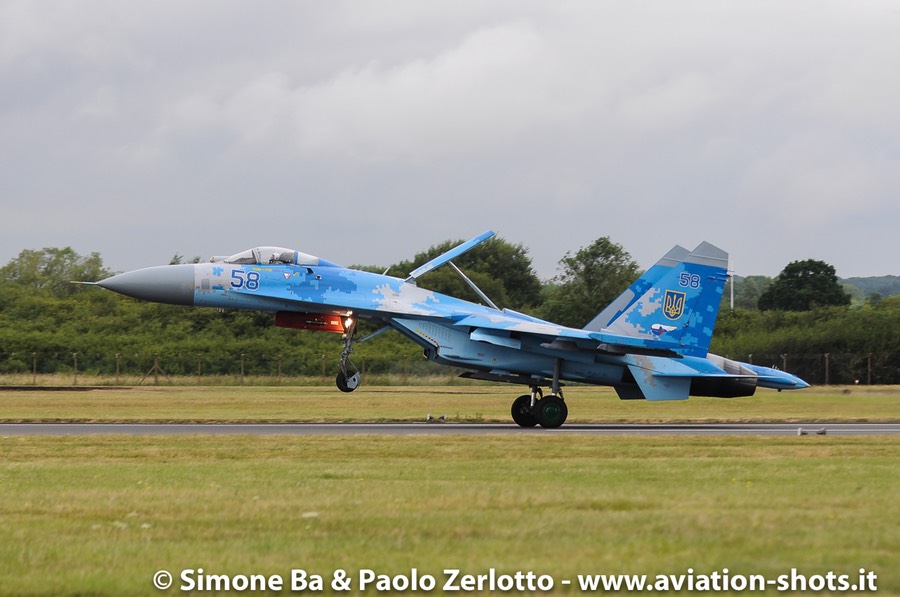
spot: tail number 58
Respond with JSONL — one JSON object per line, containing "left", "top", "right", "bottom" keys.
{"left": 231, "top": 270, "right": 260, "bottom": 290}
{"left": 679, "top": 272, "right": 701, "bottom": 289}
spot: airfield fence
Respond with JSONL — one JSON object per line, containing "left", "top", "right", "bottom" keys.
{"left": 0, "top": 350, "right": 459, "bottom": 386}
{"left": 0, "top": 350, "right": 896, "bottom": 386}
{"left": 729, "top": 352, "right": 897, "bottom": 386}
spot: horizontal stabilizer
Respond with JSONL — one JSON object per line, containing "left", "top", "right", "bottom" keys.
{"left": 621, "top": 354, "right": 697, "bottom": 401}
{"left": 744, "top": 363, "right": 810, "bottom": 389}
{"left": 628, "top": 363, "right": 691, "bottom": 401}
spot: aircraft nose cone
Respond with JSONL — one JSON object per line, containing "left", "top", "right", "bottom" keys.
{"left": 97, "top": 264, "right": 195, "bottom": 306}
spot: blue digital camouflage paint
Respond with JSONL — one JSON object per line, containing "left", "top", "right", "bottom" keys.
{"left": 94, "top": 233, "right": 809, "bottom": 428}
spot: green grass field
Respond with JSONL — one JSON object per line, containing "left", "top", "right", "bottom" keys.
{"left": 1, "top": 435, "right": 897, "bottom": 595}
{"left": 1, "top": 384, "right": 899, "bottom": 423}
{"left": 0, "top": 385, "right": 897, "bottom": 595}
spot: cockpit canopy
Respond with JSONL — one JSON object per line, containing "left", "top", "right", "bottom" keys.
{"left": 217, "top": 247, "right": 322, "bottom": 266}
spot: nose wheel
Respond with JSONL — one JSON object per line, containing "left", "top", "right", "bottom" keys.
{"left": 335, "top": 315, "right": 361, "bottom": 393}
{"left": 336, "top": 370, "right": 360, "bottom": 393}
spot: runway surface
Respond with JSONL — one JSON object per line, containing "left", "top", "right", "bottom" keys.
{"left": 1, "top": 422, "right": 898, "bottom": 436}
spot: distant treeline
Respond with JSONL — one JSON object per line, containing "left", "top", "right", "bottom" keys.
{"left": 727, "top": 274, "right": 899, "bottom": 310}
{"left": 0, "top": 245, "right": 898, "bottom": 383}
{"left": 841, "top": 275, "right": 900, "bottom": 300}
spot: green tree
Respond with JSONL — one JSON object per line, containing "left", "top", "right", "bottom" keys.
{"left": 0, "top": 247, "right": 112, "bottom": 297}
{"left": 721, "top": 275, "right": 773, "bottom": 311}
{"left": 169, "top": 253, "right": 203, "bottom": 265}
{"left": 758, "top": 259, "right": 851, "bottom": 311}
{"left": 538, "top": 237, "right": 639, "bottom": 327}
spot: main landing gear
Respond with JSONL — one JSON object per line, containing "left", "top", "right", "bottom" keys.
{"left": 511, "top": 386, "right": 568, "bottom": 428}
{"left": 510, "top": 358, "right": 568, "bottom": 428}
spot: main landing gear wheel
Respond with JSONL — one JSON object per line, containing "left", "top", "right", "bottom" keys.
{"left": 336, "top": 371, "right": 360, "bottom": 393}
{"left": 511, "top": 395, "right": 539, "bottom": 427}
{"left": 536, "top": 395, "right": 567, "bottom": 429}
{"left": 510, "top": 360, "right": 568, "bottom": 428}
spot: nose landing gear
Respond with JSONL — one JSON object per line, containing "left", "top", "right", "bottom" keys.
{"left": 335, "top": 316, "right": 361, "bottom": 393}
{"left": 336, "top": 369, "right": 360, "bottom": 393}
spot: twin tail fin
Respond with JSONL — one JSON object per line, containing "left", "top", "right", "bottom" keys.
{"left": 588, "top": 242, "right": 729, "bottom": 358}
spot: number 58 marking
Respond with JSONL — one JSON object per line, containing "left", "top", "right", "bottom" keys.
{"left": 230, "top": 270, "right": 260, "bottom": 290}
{"left": 679, "top": 272, "right": 701, "bottom": 289}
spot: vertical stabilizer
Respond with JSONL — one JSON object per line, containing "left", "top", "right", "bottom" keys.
{"left": 601, "top": 242, "right": 728, "bottom": 357}
{"left": 583, "top": 245, "right": 689, "bottom": 332}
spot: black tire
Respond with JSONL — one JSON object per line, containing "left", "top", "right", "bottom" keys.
{"left": 537, "top": 395, "right": 568, "bottom": 428}
{"left": 336, "top": 371, "right": 359, "bottom": 393}
{"left": 511, "top": 394, "right": 539, "bottom": 427}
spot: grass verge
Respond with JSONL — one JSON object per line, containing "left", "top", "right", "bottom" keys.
{"left": 0, "top": 384, "right": 898, "bottom": 423}
{"left": 0, "top": 435, "right": 897, "bottom": 595}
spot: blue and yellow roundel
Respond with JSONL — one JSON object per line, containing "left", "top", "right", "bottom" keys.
{"left": 663, "top": 290, "right": 686, "bottom": 320}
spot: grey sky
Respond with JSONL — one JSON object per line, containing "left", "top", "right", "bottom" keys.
{"left": 2, "top": 1, "right": 898, "bottom": 279}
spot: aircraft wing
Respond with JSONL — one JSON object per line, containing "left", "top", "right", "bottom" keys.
{"left": 406, "top": 230, "right": 495, "bottom": 281}
{"left": 453, "top": 313, "right": 684, "bottom": 357}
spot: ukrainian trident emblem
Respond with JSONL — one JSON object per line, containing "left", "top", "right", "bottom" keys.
{"left": 663, "top": 290, "right": 686, "bottom": 320}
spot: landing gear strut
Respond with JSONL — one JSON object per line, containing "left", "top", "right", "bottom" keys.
{"left": 510, "top": 360, "right": 568, "bottom": 428}
{"left": 336, "top": 316, "right": 360, "bottom": 393}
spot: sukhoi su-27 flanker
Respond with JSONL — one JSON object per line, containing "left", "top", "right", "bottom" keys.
{"left": 91, "top": 231, "right": 808, "bottom": 428}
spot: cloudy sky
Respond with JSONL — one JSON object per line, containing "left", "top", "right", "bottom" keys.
{"left": 2, "top": 1, "right": 898, "bottom": 280}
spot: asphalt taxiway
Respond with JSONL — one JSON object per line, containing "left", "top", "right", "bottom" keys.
{"left": 1, "top": 423, "right": 897, "bottom": 436}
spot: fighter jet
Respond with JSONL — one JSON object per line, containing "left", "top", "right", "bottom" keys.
{"left": 91, "top": 231, "right": 808, "bottom": 428}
